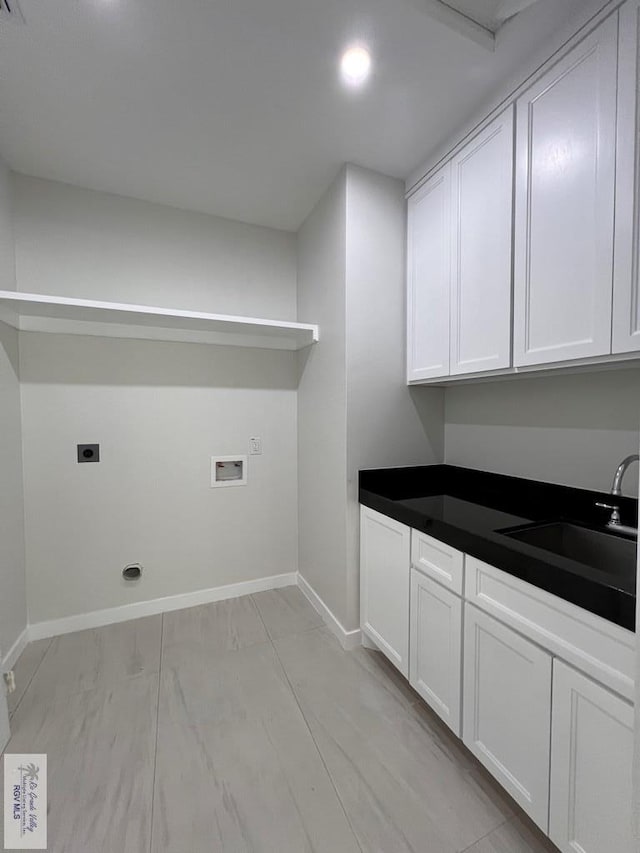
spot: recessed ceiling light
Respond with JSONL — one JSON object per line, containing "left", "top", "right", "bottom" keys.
{"left": 340, "top": 45, "right": 372, "bottom": 87}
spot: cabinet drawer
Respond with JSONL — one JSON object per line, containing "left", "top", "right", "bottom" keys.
{"left": 411, "top": 530, "right": 464, "bottom": 594}
{"left": 465, "top": 556, "right": 634, "bottom": 701}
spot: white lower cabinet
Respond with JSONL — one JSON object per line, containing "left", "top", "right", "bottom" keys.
{"left": 462, "top": 604, "right": 552, "bottom": 832}
{"left": 360, "top": 506, "right": 410, "bottom": 677}
{"left": 360, "top": 512, "right": 635, "bottom": 851}
{"left": 409, "top": 569, "right": 462, "bottom": 735}
{"left": 549, "top": 660, "right": 635, "bottom": 853}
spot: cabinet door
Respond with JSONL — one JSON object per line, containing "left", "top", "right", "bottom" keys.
{"left": 409, "top": 570, "right": 462, "bottom": 735}
{"left": 550, "top": 660, "right": 635, "bottom": 853}
{"left": 613, "top": 1, "right": 640, "bottom": 353}
{"left": 463, "top": 604, "right": 552, "bottom": 831}
{"left": 407, "top": 165, "right": 451, "bottom": 381}
{"left": 450, "top": 108, "right": 514, "bottom": 375}
{"left": 513, "top": 16, "right": 618, "bottom": 366}
{"left": 360, "top": 506, "right": 410, "bottom": 677}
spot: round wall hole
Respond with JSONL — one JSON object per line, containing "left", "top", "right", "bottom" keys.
{"left": 122, "top": 564, "right": 142, "bottom": 581}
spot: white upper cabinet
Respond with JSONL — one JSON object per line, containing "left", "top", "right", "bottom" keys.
{"left": 450, "top": 108, "right": 514, "bottom": 374}
{"left": 613, "top": 0, "right": 640, "bottom": 353}
{"left": 513, "top": 16, "right": 618, "bottom": 367}
{"left": 407, "top": 165, "right": 451, "bottom": 381}
{"left": 406, "top": 5, "right": 640, "bottom": 382}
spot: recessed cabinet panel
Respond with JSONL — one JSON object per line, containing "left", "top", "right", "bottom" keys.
{"left": 463, "top": 604, "right": 552, "bottom": 831}
{"left": 410, "top": 570, "right": 462, "bottom": 735}
{"left": 613, "top": 0, "right": 640, "bottom": 353}
{"left": 407, "top": 166, "right": 451, "bottom": 381}
{"left": 450, "top": 108, "right": 514, "bottom": 374}
{"left": 360, "top": 506, "right": 410, "bottom": 676}
{"left": 550, "top": 660, "right": 635, "bottom": 853}
{"left": 514, "top": 16, "right": 618, "bottom": 366}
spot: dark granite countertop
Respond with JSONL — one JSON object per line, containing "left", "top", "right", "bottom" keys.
{"left": 359, "top": 465, "right": 637, "bottom": 631}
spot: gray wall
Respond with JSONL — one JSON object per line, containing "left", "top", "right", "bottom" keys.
{"left": 297, "top": 166, "right": 444, "bottom": 632}
{"left": 445, "top": 369, "right": 640, "bottom": 496}
{"left": 10, "top": 169, "right": 640, "bottom": 639}
{"left": 0, "top": 159, "right": 27, "bottom": 661}
{"left": 344, "top": 164, "right": 444, "bottom": 628}
{"left": 296, "top": 171, "right": 349, "bottom": 628}
{"left": 14, "top": 175, "right": 297, "bottom": 319}
{"left": 14, "top": 176, "right": 299, "bottom": 624}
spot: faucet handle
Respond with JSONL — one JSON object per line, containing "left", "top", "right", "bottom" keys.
{"left": 595, "top": 502, "right": 621, "bottom": 525}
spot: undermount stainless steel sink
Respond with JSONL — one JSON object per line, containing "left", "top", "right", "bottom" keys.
{"left": 498, "top": 522, "right": 637, "bottom": 577}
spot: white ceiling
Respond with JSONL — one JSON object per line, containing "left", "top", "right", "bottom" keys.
{"left": 443, "top": 0, "right": 540, "bottom": 32}
{"left": 0, "top": 0, "right": 592, "bottom": 231}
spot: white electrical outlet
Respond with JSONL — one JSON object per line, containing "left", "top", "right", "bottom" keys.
{"left": 249, "top": 437, "right": 262, "bottom": 455}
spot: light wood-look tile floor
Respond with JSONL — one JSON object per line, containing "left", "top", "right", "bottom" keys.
{"left": 1, "top": 588, "right": 559, "bottom": 853}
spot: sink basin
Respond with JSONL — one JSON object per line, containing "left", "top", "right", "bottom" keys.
{"left": 498, "top": 522, "right": 637, "bottom": 577}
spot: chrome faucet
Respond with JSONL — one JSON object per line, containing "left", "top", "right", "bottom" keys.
{"left": 595, "top": 454, "right": 639, "bottom": 534}
{"left": 610, "top": 454, "right": 639, "bottom": 496}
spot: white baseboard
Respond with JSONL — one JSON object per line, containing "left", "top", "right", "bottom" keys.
{"left": 28, "top": 572, "right": 297, "bottom": 641}
{"left": 297, "top": 574, "right": 362, "bottom": 651}
{"left": 23, "top": 571, "right": 360, "bottom": 652}
{"left": 360, "top": 631, "right": 380, "bottom": 651}
{"left": 2, "top": 628, "right": 29, "bottom": 672}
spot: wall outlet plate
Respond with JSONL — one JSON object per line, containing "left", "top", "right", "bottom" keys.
{"left": 77, "top": 444, "right": 99, "bottom": 463}
{"left": 249, "top": 437, "right": 262, "bottom": 455}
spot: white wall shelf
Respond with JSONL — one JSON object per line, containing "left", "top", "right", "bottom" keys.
{"left": 0, "top": 290, "right": 319, "bottom": 351}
